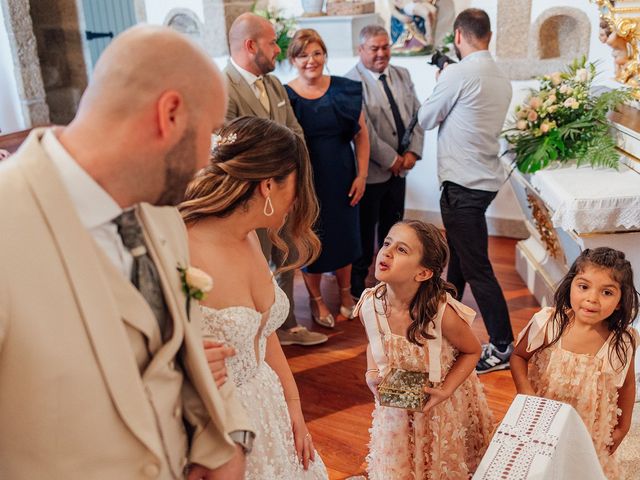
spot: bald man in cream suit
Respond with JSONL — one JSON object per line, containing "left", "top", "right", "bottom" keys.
{"left": 0, "top": 27, "right": 251, "bottom": 480}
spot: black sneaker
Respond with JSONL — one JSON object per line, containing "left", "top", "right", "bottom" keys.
{"left": 476, "top": 342, "right": 513, "bottom": 374}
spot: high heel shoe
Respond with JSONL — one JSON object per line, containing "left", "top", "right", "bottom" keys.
{"left": 309, "top": 295, "right": 335, "bottom": 328}
{"left": 339, "top": 287, "right": 356, "bottom": 320}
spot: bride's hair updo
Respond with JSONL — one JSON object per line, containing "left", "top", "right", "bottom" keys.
{"left": 179, "top": 116, "right": 320, "bottom": 272}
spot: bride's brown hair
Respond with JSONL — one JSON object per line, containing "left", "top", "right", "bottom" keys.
{"left": 179, "top": 116, "right": 321, "bottom": 272}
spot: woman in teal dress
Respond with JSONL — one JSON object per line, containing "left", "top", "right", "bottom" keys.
{"left": 285, "top": 29, "right": 370, "bottom": 329}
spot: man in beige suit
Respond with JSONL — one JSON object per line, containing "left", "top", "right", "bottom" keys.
{"left": 224, "top": 13, "right": 327, "bottom": 347}
{"left": 0, "top": 27, "right": 252, "bottom": 479}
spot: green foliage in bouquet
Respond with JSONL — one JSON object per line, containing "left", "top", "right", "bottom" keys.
{"left": 439, "top": 32, "right": 454, "bottom": 54}
{"left": 504, "top": 57, "right": 632, "bottom": 174}
{"left": 252, "top": 5, "right": 296, "bottom": 63}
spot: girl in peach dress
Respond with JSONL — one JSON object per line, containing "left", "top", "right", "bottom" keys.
{"left": 511, "top": 247, "right": 639, "bottom": 479}
{"left": 355, "top": 221, "right": 493, "bottom": 479}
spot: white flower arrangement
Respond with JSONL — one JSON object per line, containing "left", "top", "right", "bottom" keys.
{"left": 504, "top": 57, "right": 631, "bottom": 173}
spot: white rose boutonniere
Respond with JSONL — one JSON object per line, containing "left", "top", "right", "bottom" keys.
{"left": 178, "top": 265, "right": 213, "bottom": 318}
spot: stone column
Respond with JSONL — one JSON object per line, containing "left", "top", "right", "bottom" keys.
{"left": 30, "top": 0, "right": 88, "bottom": 125}
{"left": 202, "top": 0, "right": 253, "bottom": 57}
{"left": 1, "top": 0, "right": 50, "bottom": 127}
{"left": 496, "top": 0, "right": 531, "bottom": 59}
{"left": 132, "top": 0, "right": 147, "bottom": 23}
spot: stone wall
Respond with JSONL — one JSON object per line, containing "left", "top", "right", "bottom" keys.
{"left": 495, "top": 1, "right": 591, "bottom": 80}
{"left": 30, "top": 0, "right": 88, "bottom": 125}
{"left": 1, "top": 0, "right": 50, "bottom": 127}
{"left": 203, "top": 0, "right": 253, "bottom": 57}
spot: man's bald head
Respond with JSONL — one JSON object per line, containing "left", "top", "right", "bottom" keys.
{"left": 227, "top": 13, "right": 280, "bottom": 75}
{"left": 61, "top": 25, "right": 227, "bottom": 208}
{"left": 78, "top": 25, "right": 224, "bottom": 122}
{"left": 228, "top": 13, "right": 272, "bottom": 54}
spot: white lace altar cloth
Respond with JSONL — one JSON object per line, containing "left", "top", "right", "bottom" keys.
{"left": 473, "top": 395, "right": 605, "bottom": 480}
{"left": 530, "top": 163, "right": 640, "bottom": 233}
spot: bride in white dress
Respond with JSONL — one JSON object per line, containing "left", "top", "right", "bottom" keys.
{"left": 179, "top": 117, "right": 328, "bottom": 479}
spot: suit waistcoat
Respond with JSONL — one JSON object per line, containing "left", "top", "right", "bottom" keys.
{"left": 96, "top": 237, "right": 189, "bottom": 480}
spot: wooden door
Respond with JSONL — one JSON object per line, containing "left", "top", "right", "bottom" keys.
{"left": 82, "top": 0, "right": 137, "bottom": 71}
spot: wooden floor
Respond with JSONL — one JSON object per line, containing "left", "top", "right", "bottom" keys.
{"left": 283, "top": 236, "right": 540, "bottom": 480}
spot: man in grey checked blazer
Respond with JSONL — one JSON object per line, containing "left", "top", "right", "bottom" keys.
{"left": 345, "top": 25, "right": 425, "bottom": 298}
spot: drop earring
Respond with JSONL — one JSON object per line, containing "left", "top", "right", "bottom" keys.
{"left": 263, "top": 196, "right": 274, "bottom": 217}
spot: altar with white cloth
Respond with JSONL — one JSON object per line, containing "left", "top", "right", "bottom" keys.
{"left": 507, "top": 155, "right": 640, "bottom": 303}
{"left": 505, "top": 154, "right": 640, "bottom": 377}
{"left": 473, "top": 395, "right": 606, "bottom": 480}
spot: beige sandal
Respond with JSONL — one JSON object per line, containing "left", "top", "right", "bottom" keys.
{"left": 339, "top": 287, "right": 355, "bottom": 320}
{"left": 309, "top": 295, "right": 335, "bottom": 328}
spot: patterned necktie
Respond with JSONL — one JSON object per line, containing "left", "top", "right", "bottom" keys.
{"left": 254, "top": 77, "right": 271, "bottom": 113}
{"left": 114, "top": 209, "right": 169, "bottom": 339}
{"left": 379, "top": 73, "right": 406, "bottom": 152}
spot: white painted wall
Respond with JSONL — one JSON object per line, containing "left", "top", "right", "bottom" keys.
{"left": 143, "top": 0, "right": 205, "bottom": 25}
{"left": 0, "top": 4, "right": 26, "bottom": 133}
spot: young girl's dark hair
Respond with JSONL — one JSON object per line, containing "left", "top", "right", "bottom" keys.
{"left": 548, "top": 247, "right": 638, "bottom": 369}
{"left": 375, "top": 220, "right": 457, "bottom": 346}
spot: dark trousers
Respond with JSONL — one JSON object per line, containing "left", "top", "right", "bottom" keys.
{"left": 440, "top": 181, "right": 514, "bottom": 346}
{"left": 351, "top": 176, "right": 406, "bottom": 294}
{"left": 257, "top": 227, "right": 297, "bottom": 331}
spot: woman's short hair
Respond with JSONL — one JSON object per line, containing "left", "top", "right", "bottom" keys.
{"left": 287, "top": 28, "right": 327, "bottom": 63}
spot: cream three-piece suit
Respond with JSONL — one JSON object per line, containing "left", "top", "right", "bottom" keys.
{"left": 0, "top": 129, "right": 250, "bottom": 479}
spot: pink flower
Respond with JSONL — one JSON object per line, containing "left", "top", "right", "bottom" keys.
{"left": 527, "top": 110, "right": 538, "bottom": 122}
{"left": 540, "top": 121, "right": 552, "bottom": 133}
{"left": 529, "top": 96, "right": 542, "bottom": 109}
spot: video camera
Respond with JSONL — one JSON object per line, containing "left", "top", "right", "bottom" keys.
{"left": 429, "top": 50, "right": 456, "bottom": 70}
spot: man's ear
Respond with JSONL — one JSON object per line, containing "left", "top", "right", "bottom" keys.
{"left": 415, "top": 268, "right": 434, "bottom": 283}
{"left": 453, "top": 28, "right": 462, "bottom": 46}
{"left": 156, "top": 90, "right": 186, "bottom": 141}
{"left": 245, "top": 38, "right": 257, "bottom": 56}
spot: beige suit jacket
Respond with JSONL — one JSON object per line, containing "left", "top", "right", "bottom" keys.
{"left": 0, "top": 130, "right": 250, "bottom": 479}
{"left": 223, "top": 62, "right": 304, "bottom": 138}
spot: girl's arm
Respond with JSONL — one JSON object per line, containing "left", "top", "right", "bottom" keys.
{"left": 365, "top": 344, "right": 382, "bottom": 401}
{"left": 348, "top": 111, "right": 370, "bottom": 207}
{"left": 510, "top": 325, "right": 538, "bottom": 396}
{"left": 264, "top": 332, "right": 315, "bottom": 469}
{"left": 424, "top": 305, "right": 482, "bottom": 411}
{"left": 611, "top": 350, "right": 636, "bottom": 454}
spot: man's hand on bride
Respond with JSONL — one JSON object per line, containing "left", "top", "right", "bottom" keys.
{"left": 203, "top": 340, "right": 235, "bottom": 387}
{"left": 289, "top": 409, "right": 316, "bottom": 470}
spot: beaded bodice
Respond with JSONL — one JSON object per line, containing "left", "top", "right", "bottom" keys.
{"left": 200, "top": 279, "right": 289, "bottom": 386}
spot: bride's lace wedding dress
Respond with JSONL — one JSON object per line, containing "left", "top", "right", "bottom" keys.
{"left": 201, "top": 279, "right": 328, "bottom": 480}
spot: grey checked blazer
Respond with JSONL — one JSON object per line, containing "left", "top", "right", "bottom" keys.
{"left": 345, "top": 62, "right": 424, "bottom": 184}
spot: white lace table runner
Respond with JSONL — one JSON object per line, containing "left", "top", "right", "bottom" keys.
{"left": 473, "top": 395, "right": 605, "bottom": 480}
{"left": 530, "top": 164, "right": 640, "bottom": 233}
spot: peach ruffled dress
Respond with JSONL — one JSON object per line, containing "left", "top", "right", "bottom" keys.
{"left": 356, "top": 286, "right": 494, "bottom": 479}
{"left": 517, "top": 308, "right": 639, "bottom": 479}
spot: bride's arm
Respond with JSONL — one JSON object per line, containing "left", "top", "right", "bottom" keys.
{"left": 264, "top": 333, "right": 316, "bottom": 470}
